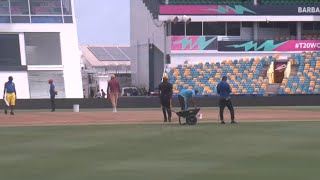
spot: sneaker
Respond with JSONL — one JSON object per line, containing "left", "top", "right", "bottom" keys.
{"left": 220, "top": 121, "right": 226, "bottom": 124}
{"left": 10, "top": 112, "right": 14, "bottom": 115}
{"left": 231, "top": 121, "right": 237, "bottom": 124}
{"left": 4, "top": 109, "right": 7, "bottom": 115}
{"left": 112, "top": 109, "right": 117, "bottom": 113}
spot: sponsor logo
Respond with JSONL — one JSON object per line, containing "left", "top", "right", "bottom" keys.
{"left": 275, "top": 64, "right": 287, "bottom": 71}
{"left": 202, "top": 5, "right": 256, "bottom": 15}
{"left": 295, "top": 43, "right": 320, "bottom": 49}
{"left": 298, "top": 7, "right": 320, "bottom": 13}
{"left": 226, "top": 40, "right": 286, "bottom": 51}
{"left": 172, "top": 36, "right": 217, "bottom": 50}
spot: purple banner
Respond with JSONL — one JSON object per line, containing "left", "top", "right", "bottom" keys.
{"left": 218, "top": 40, "right": 320, "bottom": 52}
{"left": 171, "top": 36, "right": 218, "bottom": 50}
{"left": 160, "top": 5, "right": 320, "bottom": 15}
{"left": 274, "top": 40, "right": 320, "bottom": 51}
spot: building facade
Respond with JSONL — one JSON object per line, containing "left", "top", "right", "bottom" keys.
{"left": 0, "top": 0, "right": 82, "bottom": 99}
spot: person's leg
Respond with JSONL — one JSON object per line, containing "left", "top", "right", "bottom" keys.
{"left": 163, "top": 97, "right": 172, "bottom": 122}
{"left": 114, "top": 92, "right": 119, "bottom": 111}
{"left": 51, "top": 96, "right": 55, "bottom": 112}
{"left": 226, "top": 100, "right": 236, "bottom": 123}
{"left": 160, "top": 97, "right": 167, "bottom": 122}
{"left": 9, "top": 94, "right": 15, "bottom": 115}
{"left": 4, "top": 94, "right": 8, "bottom": 114}
{"left": 110, "top": 93, "right": 116, "bottom": 110}
{"left": 178, "top": 95, "right": 185, "bottom": 110}
{"left": 219, "top": 99, "right": 226, "bottom": 124}
{"left": 166, "top": 99, "right": 172, "bottom": 122}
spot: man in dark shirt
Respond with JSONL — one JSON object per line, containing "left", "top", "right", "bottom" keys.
{"left": 3, "top": 76, "right": 16, "bottom": 115}
{"left": 48, "top": 79, "right": 57, "bottom": 112}
{"left": 217, "top": 76, "right": 236, "bottom": 124}
{"left": 158, "top": 74, "right": 173, "bottom": 122}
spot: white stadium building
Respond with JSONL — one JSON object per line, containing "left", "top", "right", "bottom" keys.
{"left": 0, "top": 0, "right": 82, "bottom": 99}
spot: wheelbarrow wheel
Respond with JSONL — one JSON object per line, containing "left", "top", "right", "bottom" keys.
{"left": 186, "top": 115, "right": 197, "bottom": 125}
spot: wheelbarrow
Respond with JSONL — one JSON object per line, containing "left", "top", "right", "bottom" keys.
{"left": 174, "top": 108, "right": 201, "bottom": 125}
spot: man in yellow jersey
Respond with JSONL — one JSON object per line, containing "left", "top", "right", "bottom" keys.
{"left": 3, "top": 76, "right": 16, "bottom": 115}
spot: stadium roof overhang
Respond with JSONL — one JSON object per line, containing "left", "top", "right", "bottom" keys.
{"left": 159, "top": 15, "right": 320, "bottom": 22}
{"left": 159, "top": 4, "right": 320, "bottom": 22}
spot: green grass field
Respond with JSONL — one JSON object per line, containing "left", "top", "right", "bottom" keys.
{"left": 0, "top": 122, "right": 320, "bottom": 180}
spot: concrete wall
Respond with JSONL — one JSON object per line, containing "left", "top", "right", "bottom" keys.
{"left": 12, "top": 95, "right": 320, "bottom": 109}
{"left": 130, "top": 0, "right": 165, "bottom": 89}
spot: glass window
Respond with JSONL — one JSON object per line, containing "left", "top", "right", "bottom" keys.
{"left": 0, "top": 34, "right": 21, "bottom": 66}
{"left": 186, "top": 22, "right": 202, "bottom": 36}
{"left": 227, "top": 22, "right": 240, "bottom": 36}
{"left": 203, "top": 22, "right": 225, "bottom": 35}
{"left": 171, "top": 22, "right": 185, "bottom": 36}
{"left": 259, "top": 22, "right": 274, "bottom": 28}
{"left": 0, "top": 0, "right": 9, "bottom": 15}
{"left": 62, "top": 0, "right": 72, "bottom": 15}
{"left": 63, "top": 16, "right": 72, "bottom": 23}
{"left": 10, "top": 0, "right": 29, "bottom": 15}
{"left": 288, "top": 22, "right": 297, "bottom": 36}
{"left": 30, "top": 0, "right": 62, "bottom": 15}
{"left": 303, "top": 22, "right": 313, "bottom": 30}
{"left": 275, "top": 22, "right": 288, "bottom": 28}
{"left": 0, "top": 16, "right": 10, "bottom": 23}
{"left": 31, "top": 16, "right": 63, "bottom": 23}
{"left": 12, "top": 16, "right": 30, "bottom": 23}
{"left": 242, "top": 22, "right": 253, "bottom": 28}
{"left": 25, "top": 32, "right": 62, "bottom": 65}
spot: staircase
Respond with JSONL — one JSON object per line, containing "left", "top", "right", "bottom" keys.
{"left": 259, "top": 65, "right": 269, "bottom": 78}
{"left": 265, "top": 83, "right": 281, "bottom": 95}
{"left": 290, "top": 65, "right": 299, "bottom": 77}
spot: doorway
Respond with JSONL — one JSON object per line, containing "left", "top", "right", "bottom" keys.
{"left": 274, "top": 62, "right": 287, "bottom": 83}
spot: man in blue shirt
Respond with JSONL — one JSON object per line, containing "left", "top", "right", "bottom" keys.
{"left": 3, "top": 76, "right": 16, "bottom": 115}
{"left": 178, "top": 89, "right": 198, "bottom": 110}
{"left": 217, "top": 76, "right": 236, "bottom": 124}
{"left": 48, "top": 79, "right": 57, "bottom": 112}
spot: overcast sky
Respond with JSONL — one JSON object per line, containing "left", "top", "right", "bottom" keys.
{"left": 74, "top": 0, "right": 130, "bottom": 45}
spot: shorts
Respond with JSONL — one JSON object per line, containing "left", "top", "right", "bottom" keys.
{"left": 6, "top": 93, "right": 16, "bottom": 106}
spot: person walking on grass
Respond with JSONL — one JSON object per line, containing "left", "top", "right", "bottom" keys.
{"left": 48, "top": 79, "right": 57, "bottom": 112}
{"left": 217, "top": 76, "right": 236, "bottom": 124}
{"left": 3, "top": 76, "right": 16, "bottom": 115}
{"left": 158, "top": 74, "right": 173, "bottom": 122}
{"left": 107, "top": 74, "right": 121, "bottom": 112}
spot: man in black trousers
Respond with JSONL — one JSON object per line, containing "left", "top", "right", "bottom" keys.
{"left": 217, "top": 76, "right": 236, "bottom": 124}
{"left": 48, "top": 79, "right": 57, "bottom": 112}
{"left": 158, "top": 74, "right": 173, "bottom": 122}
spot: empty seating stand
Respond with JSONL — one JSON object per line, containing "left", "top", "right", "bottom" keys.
{"left": 168, "top": 56, "right": 275, "bottom": 95}
{"left": 279, "top": 52, "right": 320, "bottom": 94}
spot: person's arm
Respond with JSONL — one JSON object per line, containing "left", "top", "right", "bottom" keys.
{"left": 14, "top": 84, "right": 16, "bottom": 98}
{"left": 3, "top": 83, "right": 6, "bottom": 98}
{"left": 217, "top": 83, "right": 221, "bottom": 94}
{"left": 107, "top": 82, "right": 111, "bottom": 98}
{"left": 117, "top": 82, "right": 121, "bottom": 93}
{"left": 158, "top": 84, "right": 162, "bottom": 98}
{"left": 227, "top": 83, "right": 232, "bottom": 93}
{"left": 169, "top": 84, "right": 173, "bottom": 99}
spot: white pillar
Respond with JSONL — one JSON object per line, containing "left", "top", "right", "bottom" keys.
{"left": 19, "top": 33, "right": 27, "bottom": 65}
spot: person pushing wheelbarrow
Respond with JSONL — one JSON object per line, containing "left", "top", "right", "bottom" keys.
{"left": 178, "top": 89, "right": 199, "bottom": 110}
